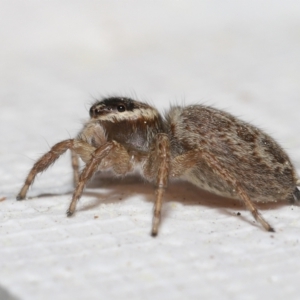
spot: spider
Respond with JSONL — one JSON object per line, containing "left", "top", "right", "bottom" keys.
{"left": 17, "top": 97, "right": 300, "bottom": 236}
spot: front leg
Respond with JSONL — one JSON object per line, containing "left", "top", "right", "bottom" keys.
{"left": 67, "top": 141, "right": 134, "bottom": 216}
{"left": 17, "top": 139, "right": 96, "bottom": 200}
{"left": 71, "top": 150, "right": 80, "bottom": 186}
{"left": 143, "top": 134, "right": 171, "bottom": 236}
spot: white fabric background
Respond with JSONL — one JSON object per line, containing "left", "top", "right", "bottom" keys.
{"left": 1, "top": 1, "right": 300, "bottom": 299}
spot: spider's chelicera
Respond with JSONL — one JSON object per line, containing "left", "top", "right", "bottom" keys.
{"left": 17, "top": 97, "right": 300, "bottom": 236}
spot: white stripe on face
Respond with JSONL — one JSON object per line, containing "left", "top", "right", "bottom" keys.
{"left": 96, "top": 107, "right": 159, "bottom": 122}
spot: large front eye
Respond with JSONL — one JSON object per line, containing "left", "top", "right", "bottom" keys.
{"left": 117, "top": 105, "right": 126, "bottom": 112}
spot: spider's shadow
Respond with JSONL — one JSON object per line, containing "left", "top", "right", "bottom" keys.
{"left": 80, "top": 172, "right": 287, "bottom": 229}
{"left": 34, "top": 172, "right": 288, "bottom": 229}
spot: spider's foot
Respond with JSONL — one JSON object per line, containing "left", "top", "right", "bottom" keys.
{"left": 151, "top": 216, "right": 160, "bottom": 237}
{"left": 66, "top": 210, "right": 74, "bottom": 217}
{"left": 16, "top": 194, "right": 25, "bottom": 201}
{"left": 268, "top": 226, "right": 275, "bottom": 233}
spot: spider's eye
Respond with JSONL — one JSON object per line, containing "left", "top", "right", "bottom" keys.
{"left": 117, "top": 105, "right": 126, "bottom": 112}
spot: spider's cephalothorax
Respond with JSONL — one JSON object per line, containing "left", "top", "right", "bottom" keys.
{"left": 86, "top": 97, "right": 165, "bottom": 152}
{"left": 17, "top": 96, "right": 300, "bottom": 236}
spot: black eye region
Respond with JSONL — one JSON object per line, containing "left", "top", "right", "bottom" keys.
{"left": 117, "top": 105, "right": 126, "bottom": 112}
{"left": 90, "top": 99, "right": 129, "bottom": 117}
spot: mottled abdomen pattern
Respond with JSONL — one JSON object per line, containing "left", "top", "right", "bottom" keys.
{"left": 167, "top": 105, "right": 298, "bottom": 203}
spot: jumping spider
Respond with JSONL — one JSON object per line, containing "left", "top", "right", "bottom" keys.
{"left": 17, "top": 97, "right": 300, "bottom": 236}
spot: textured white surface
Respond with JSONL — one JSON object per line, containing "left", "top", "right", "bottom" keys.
{"left": 1, "top": 1, "right": 300, "bottom": 300}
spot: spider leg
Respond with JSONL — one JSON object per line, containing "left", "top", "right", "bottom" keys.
{"left": 170, "top": 149, "right": 274, "bottom": 232}
{"left": 201, "top": 151, "right": 274, "bottom": 232}
{"left": 71, "top": 150, "right": 80, "bottom": 186}
{"left": 144, "top": 134, "right": 170, "bottom": 236}
{"left": 17, "top": 139, "right": 75, "bottom": 200}
{"left": 170, "top": 150, "right": 201, "bottom": 177}
{"left": 16, "top": 139, "right": 95, "bottom": 200}
{"left": 67, "top": 143, "right": 114, "bottom": 216}
{"left": 66, "top": 141, "right": 133, "bottom": 216}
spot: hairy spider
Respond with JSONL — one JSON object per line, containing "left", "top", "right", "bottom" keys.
{"left": 17, "top": 97, "right": 300, "bottom": 236}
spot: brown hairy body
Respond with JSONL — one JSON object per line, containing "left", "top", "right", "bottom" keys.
{"left": 17, "top": 97, "right": 300, "bottom": 236}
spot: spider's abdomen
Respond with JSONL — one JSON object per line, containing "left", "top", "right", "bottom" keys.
{"left": 166, "top": 105, "right": 298, "bottom": 202}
